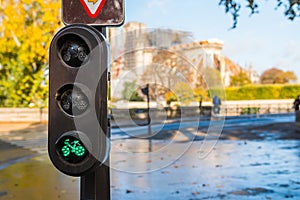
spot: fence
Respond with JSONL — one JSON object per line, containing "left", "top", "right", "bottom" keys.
{"left": 222, "top": 99, "right": 294, "bottom": 116}
{"left": 112, "top": 99, "right": 294, "bottom": 120}
{"left": 0, "top": 99, "right": 295, "bottom": 123}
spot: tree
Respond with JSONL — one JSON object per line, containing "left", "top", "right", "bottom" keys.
{"left": 122, "top": 81, "right": 143, "bottom": 101}
{"left": 0, "top": 0, "right": 61, "bottom": 107}
{"left": 219, "top": 0, "right": 300, "bottom": 28}
{"left": 260, "top": 67, "right": 297, "bottom": 84}
{"left": 230, "top": 71, "right": 251, "bottom": 87}
{"left": 165, "top": 91, "right": 178, "bottom": 105}
{"left": 201, "top": 67, "right": 223, "bottom": 88}
{"left": 141, "top": 49, "right": 193, "bottom": 99}
{"left": 173, "top": 82, "right": 195, "bottom": 106}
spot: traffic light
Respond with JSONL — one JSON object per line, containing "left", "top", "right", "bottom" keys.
{"left": 141, "top": 84, "right": 149, "bottom": 96}
{"left": 48, "top": 24, "right": 110, "bottom": 176}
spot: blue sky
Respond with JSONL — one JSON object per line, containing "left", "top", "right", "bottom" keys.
{"left": 124, "top": 0, "right": 300, "bottom": 76}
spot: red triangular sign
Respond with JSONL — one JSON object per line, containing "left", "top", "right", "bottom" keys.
{"left": 80, "top": 0, "right": 107, "bottom": 18}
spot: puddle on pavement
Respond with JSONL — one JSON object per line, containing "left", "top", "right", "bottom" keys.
{"left": 0, "top": 139, "right": 299, "bottom": 199}
{"left": 0, "top": 155, "right": 79, "bottom": 200}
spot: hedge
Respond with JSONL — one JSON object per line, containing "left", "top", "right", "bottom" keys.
{"left": 224, "top": 84, "right": 300, "bottom": 100}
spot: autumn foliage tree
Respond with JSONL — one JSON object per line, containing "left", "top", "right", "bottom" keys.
{"left": 0, "top": 0, "right": 61, "bottom": 107}
{"left": 260, "top": 67, "right": 297, "bottom": 84}
{"left": 141, "top": 50, "right": 192, "bottom": 99}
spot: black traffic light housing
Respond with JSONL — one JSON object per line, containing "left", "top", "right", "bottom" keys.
{"left": 141, "top": 85, "right": 149, "bottom": 96}
{"left": 48, "top": 24, "right": 109, "bottom": 176}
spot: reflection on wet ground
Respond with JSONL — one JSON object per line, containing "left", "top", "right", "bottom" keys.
{"left": 0, "top": 139, "right": 299, "bottom": 199}
{"left": 111, "top": 139, "right": 300, "bottom": 200}
{"left": 0, "top": 155, "right": 79, "bottom": 200}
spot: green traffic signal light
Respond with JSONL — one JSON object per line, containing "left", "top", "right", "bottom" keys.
{"left": 56, "top": 135, "right": 88, "bottom": 164}
{"left": 61, "top": 138, "right": 86, "bottom": 157}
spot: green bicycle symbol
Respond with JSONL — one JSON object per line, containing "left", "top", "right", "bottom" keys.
{"left": 61, "top": 138, "right": 86, "bottom": 157}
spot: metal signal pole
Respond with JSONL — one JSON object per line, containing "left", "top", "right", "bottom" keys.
{"left": 80, "top": 26, "right": 110, "bottom": 200}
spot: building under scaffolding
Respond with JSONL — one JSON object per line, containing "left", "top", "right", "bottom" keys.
{"left": 108, "top": 22, "right": 259, "bottom": 100}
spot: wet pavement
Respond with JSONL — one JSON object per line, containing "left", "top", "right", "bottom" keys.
{"left": 111, "top": 139, "right": 300, "bottom": 199}
{"left": 0, "top": 155, "right": 79, "bottom": 200}
{"left": 0, "top": 115, "right": 300, "bottom": 199}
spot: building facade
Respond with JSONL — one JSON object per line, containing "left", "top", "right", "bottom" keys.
{"left": 108, "top": 22, "right": 259, "bottom": 99}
